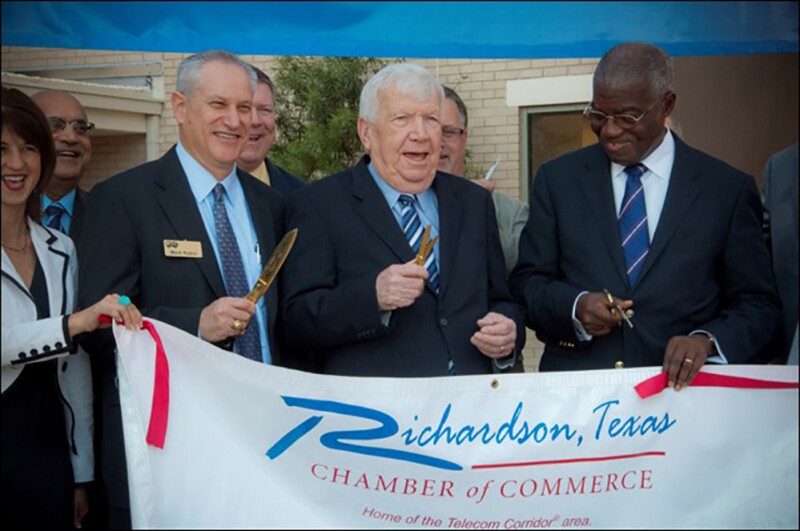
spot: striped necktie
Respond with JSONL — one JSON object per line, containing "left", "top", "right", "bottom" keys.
{"left": 212, "top": 184, "right": 262, "bottom": 361}
{"left": 397, "top": 194, "right": 455, "bottom": 375}
{"left": 398, "top": 194, "right": 440, "bottom": 293}
{"left": 45, "top": 203, "right": 66, "bottom": 232}
{"left": 618, "top": 164, "right": 650, "bottom": 286}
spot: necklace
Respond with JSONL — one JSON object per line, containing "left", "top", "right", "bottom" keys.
{"left": 2, "top": 226, "right": 30, "bottom": 253}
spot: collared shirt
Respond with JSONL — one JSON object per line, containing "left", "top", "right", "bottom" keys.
{"left": 41, "top": 188, "right": 76, "bottom": 234}
{"left": 249, "top": 161, "right": 271, "bottom": 186}
{"left": 177, "top": 143, "right": 271, "bottom": 364}
{"left": 610, "top": 128, "right": 675, "bottom": 240}
{"left": 368, "top": 162, "right": 440, "bottom": 264}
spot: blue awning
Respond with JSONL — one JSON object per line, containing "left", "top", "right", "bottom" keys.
{"left": 2, "top": 1, "right": 797, "bottom": 59}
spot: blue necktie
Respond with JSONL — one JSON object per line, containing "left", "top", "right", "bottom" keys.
{"left": 397, "top": 194, "right": 455, "bottom": 375}
{"left": 398, "top": 194, "right": 440, "bottom": 293}
{"left": 618, "top": 164, "right": 650, "bottom": 286}
{"left": 212, "top": 184, "right": 262, "bottom": 361}
{"left": 45, "top": 203, "right": 66, "bottom": 232}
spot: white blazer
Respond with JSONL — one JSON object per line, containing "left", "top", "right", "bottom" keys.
{"left": 1, "top": 220, "right": 93, "bottom": 483}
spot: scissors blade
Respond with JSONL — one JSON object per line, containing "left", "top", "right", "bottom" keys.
{"left": 245, "top": 229, "right": 298, "bottom": 304}
{"left": 414, "top": 226, "right": 432, "bottom": 265}
{"left": 423, "top": 235, "right": 438, "bottom": 264}
{"left": 603, "top": 288, "right": 634, "bottom": 329}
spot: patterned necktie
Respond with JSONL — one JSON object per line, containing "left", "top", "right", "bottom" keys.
{"left": 397, "top": 194, "right": 455, "bottom": 375}
{"left": 618, "top": 164, "right": 650, "bottom": 286}
{"left": 398, "top": 194, "right": 440, "bottom": 293}
{"left": 212, "top": 184, "right": 262, "bottom": 361}
{"left": 45, "top": 203, "right": 66, "bottom": 232}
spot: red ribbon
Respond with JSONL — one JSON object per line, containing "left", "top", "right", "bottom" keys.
{"left": 98, "top": 316, "right": 169, "bottom": 449}
{"left": 635, "top": 370, "right": 799, "bottom": 399}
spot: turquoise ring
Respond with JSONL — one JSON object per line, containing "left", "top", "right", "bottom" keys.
{"left": 119, "top": 295, "right": 132, "bottom": 306}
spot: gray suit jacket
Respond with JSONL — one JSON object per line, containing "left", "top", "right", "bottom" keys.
{"left": 762, "top": 143, "right": 799, "bottom": 363}
{"left": 492, "top": 192, "right": 529, "bottom": 276}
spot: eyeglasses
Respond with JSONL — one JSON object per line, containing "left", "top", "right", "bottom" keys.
{"left": 442, "top": 125, "right": 466, "bottom": 140}
{"left": 47, "top": 117, "right": 96, "bottom": 137}
{"left": 583, "top": 98, "right": 661, "bottom": 130}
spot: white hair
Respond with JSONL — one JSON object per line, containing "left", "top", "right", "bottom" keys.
{"left": 359, "top": 63, "right": 444, "bottom": 122}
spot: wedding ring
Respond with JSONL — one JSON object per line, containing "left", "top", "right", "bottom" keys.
{"left": 683, "top": 357, "right": 694, "bottom": 365}
{"left": 119, "top": 295, "right": 131, "bottom": 306}
{"left": 232, "top": 319, "right": 243, "bottom": 331}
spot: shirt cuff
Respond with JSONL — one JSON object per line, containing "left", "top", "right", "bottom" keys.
{"left": 572, "top": 291, "right": 592, "bottom": 341}
{"left": 690, "top": 330, "right": 727, "bottom": 364}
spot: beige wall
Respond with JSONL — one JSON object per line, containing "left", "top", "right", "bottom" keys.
{"left": 673, "top": 53, "right": 799, "bottom": 187}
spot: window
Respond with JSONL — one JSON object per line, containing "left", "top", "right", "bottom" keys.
{"left": 521, "top": 104, "right": 596, "bottom": 200}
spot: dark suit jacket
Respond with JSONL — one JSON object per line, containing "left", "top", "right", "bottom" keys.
{"left": 69, "top": 188, "right": 87, "bottom": 245}
{"left": 266, "top": 158, "right": 307, "bottom": 196}
{"left": 77, "top": 146, "right": 286, "bottom": 512}
{"left": 510, "top": 137, "right": 781, "bottom": 372}
{"left": 281, "top": 156, "right": 525, "bottom": 377}
{"left": 762, "top": 143, "right": 799, "bottom": 363}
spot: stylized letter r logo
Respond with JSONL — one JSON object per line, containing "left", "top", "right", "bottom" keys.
{"left": 266, "top": 396, "right": 461, "bottom": 471}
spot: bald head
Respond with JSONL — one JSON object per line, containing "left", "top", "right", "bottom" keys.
{"left": 32, "top": 90, "right": 93, "bottom": 199}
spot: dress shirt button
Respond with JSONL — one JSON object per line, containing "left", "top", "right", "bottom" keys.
{"left": 614, "top": 360, "right": 625, "bottom": 369}
{"left": 439, "top": 318, "right": 448, "bottom": 327}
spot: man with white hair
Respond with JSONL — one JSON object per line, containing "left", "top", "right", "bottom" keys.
{"left": 281, "top": 62, "right": 524, "bottom": 376}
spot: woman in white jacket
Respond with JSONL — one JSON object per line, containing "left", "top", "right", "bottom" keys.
{"left": 1, "top": 86, "right": 142, "bottom": 528}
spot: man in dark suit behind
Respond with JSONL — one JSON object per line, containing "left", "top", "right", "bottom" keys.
{"left": 78, "top": 50, "right": 286, "bottom": 529}
{"left": 281, "top": 63, "right": 525, "bottom": 377}
{"left": 510, "top": 42, "right": 780, "bottom": 389}
{"left": 32, "top": 90, "right": 91, "bottom": 245}
{"left": 237, "top": 65, "right": 306, "bottom": 196}
{"left": 762, "top": 142, "right": 799, "bottom": 365}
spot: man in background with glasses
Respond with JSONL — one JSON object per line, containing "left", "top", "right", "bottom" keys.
{"left": 438, "top": 85, "right": 528, "bottom": 278}
{"left": 32, "top": 90, "right": 94, "bottom": 246}
{"left": 510, "top": 42, "right": 779, "bottom": 387}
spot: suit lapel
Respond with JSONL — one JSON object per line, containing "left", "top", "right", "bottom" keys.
{"left": 69, "top": 189, "right": 87, "bottom": 241}
{"left": 579, "top": 146, "right": 629, "bottom": 285}
{"left": 154, "top": 148, "right": 226, "bottom": 298}
{"left": 352, "top": 159, "right": 415, "bottom": 263}
{"left": 638, "top": 139, "right": 701, "bottom": 284}
{"left": 29, "top": 223, "right": 69, "bottom": 316}
{"left": 432, "top": 173, "right": 460, "bottom": 297}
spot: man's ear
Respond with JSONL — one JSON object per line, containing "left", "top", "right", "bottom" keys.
{"left": 357, "top": 117, "right": 371, "bottom": 152}
{"left": 172, "top": 91, "right": 187, "bottom": 125}
{"left": 662, "top": 91, "right": 677, "bottom": 117}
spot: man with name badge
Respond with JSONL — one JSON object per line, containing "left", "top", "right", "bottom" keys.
{"left": 78, "top": 50, "right": 287, "bottom": 529}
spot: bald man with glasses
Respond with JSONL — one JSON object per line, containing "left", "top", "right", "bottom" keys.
{"left": 437, "top": 86, "right": 528, "bottom": 277}
{"left": 32, "top": 90, "right": 94, "bottom": 246}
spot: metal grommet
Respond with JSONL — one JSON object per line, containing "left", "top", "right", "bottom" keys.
{"left": 490, "top": 379, "right": 500, "bottom": 389}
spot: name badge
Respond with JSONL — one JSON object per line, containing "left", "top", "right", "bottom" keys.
{"left": 163, "top": 240, "right": 203, "bottom": 258}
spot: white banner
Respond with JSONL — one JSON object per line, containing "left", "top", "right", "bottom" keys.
{"left": 114, "top": 319, "right": 799, "bottom": 529}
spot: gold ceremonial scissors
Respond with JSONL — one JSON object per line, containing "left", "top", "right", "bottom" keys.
{"left": 414, "top": 225, "right": 438, "bottom": 266}
{"left": 603, "top": 288, "right": 634, "bottom": 329}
